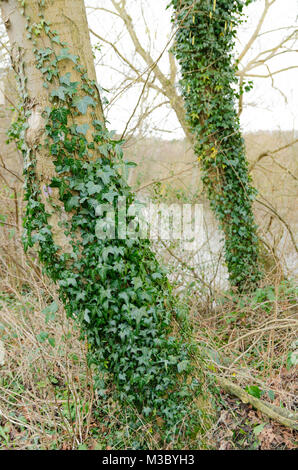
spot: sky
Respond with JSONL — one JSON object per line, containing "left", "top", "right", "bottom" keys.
{"left": 86, "top": 0, "right": 298, "bottom": 139}
{"left": 0, "top": 1, "right": 296, "bottom": 137}
{"left": 237, "top": 0, "right": 298, "bottom": 133}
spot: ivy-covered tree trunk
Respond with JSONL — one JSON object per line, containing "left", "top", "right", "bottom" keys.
{"left": 170, "top": 0, "right": 261, "bottom": 291}
{"left": 0, "top": 0, "right": 199, "bottom": 435}
{"left": 1, "top": 0, "right": 104, "bottom": 251}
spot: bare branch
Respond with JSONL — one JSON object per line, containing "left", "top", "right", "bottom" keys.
{"left": 237, "top": 0, "right": 275, "bottom": 64}
{"left": 85, "top": 5, "right": 121, "bottom": 19}
{"left": 110, "top": 0, "right": 191, "bottom": 139}
{"left": 120, "top": 69, "right": 152, "bottom": 140}
{"left": 89, "top": 27, "right": 140, "bottom": 76}
{"left": 243, "top": 65, "right": 298, "bottom": 78}
{"left": 250, "top": 138, "right": 298, "bottom": 171}
{"left": 256, "top": 196, "right": 298, "bottom": 254}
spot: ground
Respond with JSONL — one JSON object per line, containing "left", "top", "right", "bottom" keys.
{"left": 0, "top": 275, "right": 297, "bottom": 450}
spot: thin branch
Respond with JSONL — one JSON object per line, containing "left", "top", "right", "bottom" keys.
{"left": 125, "top": 100, "right": 170, "bottom": 141}
{"left": 250, "top": 139, "right": 298, "bottom": 171}
{"left": 136, "top": 162, "right": 196, "bottom": 192}
{"left": 237, "top": 0, "right": 274, "bottom": 64}
{"left": 255, "top": 197, "right": 298, "bottom": 254}
{"left": 85, "top": 6, "right": 121, "bottom": 19}
{"left": 120, "top": 70, "right": 152, "bottom": 140}
{"left": 89, "top": 28, "right": 140, "bottom": 77}
{"left": 243, "top": 65, "right": 298, "bottom": 78}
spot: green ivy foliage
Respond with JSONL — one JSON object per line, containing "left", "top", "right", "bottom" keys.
{"left": 10, "top": 11, "right": 202, "bottom": 437}
{"left": 169, "top": 0, "right": 261, "bottom": 290}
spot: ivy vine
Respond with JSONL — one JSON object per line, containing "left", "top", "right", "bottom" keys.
{"left": 8, "top": 3, "right": 202, "bottom": 439}
{"left": 169, "top": 0, "right": 261, "bottom": 291}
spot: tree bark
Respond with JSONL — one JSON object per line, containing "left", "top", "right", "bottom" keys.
{"left": 1, "top": 0, "right": 104, "bottom": 249}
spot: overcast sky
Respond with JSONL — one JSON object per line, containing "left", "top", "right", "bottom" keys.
{"left": 86, "top": 0, "right": 298, "bottom": 139}
{"left": 238, "top": 0, "right": 297, "bottom": 133}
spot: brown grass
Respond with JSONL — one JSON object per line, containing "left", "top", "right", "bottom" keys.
{"left": 0, "top": 130, "right": 297, "bottom": 449}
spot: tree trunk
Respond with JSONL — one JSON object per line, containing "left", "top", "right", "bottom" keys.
{"left": 0, "top": 0, "right": 197, "bottom": 432}
{"left": 170, "top": 0, "right": 261, "bottom": 291}
{"left": 1, "top": 0, "right": 104, "bottom": 249}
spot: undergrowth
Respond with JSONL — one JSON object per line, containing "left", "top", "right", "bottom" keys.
{"left": 0, "top": 274, "right": 213, "bottom": 450}
{"left": 3, "top": 4, "right": 208, "bottom": 442}
{"left": 0, "top": 254, "right": 297, "bottom": 449}
{"left": 1, "top": 156, "right": 297, "bottom": 449}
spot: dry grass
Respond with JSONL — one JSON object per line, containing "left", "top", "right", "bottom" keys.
{"left": 0, "top": 270, "right": 214, "bottom": 450}
{"left": 190, "top": 274, "right": 298, "bottom": 449}
{"left": 0, "top": 267, "right": 96, "bottom": 449}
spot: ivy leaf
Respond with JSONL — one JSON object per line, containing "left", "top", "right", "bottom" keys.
{"left": 177, "top": 360, "right": 189, "bottom": 373}
{"left": 124, "top": 160, "right": 137, "bottom": 168}
{"left": 115, "top": 144, "right": 123, "bottom": 158}
{"left": 119, "top": 291, "right": 129, "bottom": 305}
{"left": 246, "top": 385, "right": 262, "bottom": 399}
{"left": 76, "top": 123, "right": 90, "bottom": 135}
{"left": 287, "top": 350, "right": 298, "bottom": 370}
{"left": 132, "top": 277, "right": 143, "bottom": 290}
{"left": 102, "top": 246, "right": 117, "bottom": 262}
{"left": 96, "top": 166, "right": 114, "bottom": 185}
{"left": 253, "top": 423, "right": 266, "bottom": 436}
{"left": 84, "top": 310, "right": 91, "bottom": 324}
{"left": 57, "top": 48, "right": 78, "bottom": 63}
{"left": 50, "top": 108, "right": 69, "bottom": 124}
{"left": 59, "top": 277, "right": 77, "bottom": 288}
{"left": 74, "top": 96, "right": 95, "bottom": 114}
{"left": 102, "top": 191, "right": 118, "bottom": 203}
{"left": 48, "top": 337, "right": 56, "bottom": 348}
{"left": 42, "top": 301, "right": 59, "bottom": 323}
{"left": 98, "top": 144, "right": 109, "bottom": 157}
{"left": 152, "top": 272, "right": 162, "bottom": 280}
{"left": 85, "top": 181, "right": 102, "bottom": 195}
{"left": 65, "top": 196, "right": 80, "bottom": 211}
{"left": 36, "top": 332, "right": 48, "bottom": 343}
{"left": 143, "top": 407, "right": 151, "bottom": 417}
{"left": 59, "top": 72, "right": 71, "bottom": 86}
{"left": 52, "top": 35, "right": 61, "bottom": 44}
{"left": 51, "top": 86, "right": 66, "bottom": 101}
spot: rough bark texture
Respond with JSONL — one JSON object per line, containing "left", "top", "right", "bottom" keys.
{"left": 1, "top": 0, "right": 104, "bottom": 249}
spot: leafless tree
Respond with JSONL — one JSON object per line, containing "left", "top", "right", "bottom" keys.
{"left": 87, "top": 0, "right": 297, "bottom": 143}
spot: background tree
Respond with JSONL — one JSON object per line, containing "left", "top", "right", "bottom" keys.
{"left": 84, "top": 0, "right": 297, "bottom": 287}
{"left": 87, "top": 0, "right": 297, "bottom": 142}
{"left": 169, "top": 0, "right": 261, "bottom": 291}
